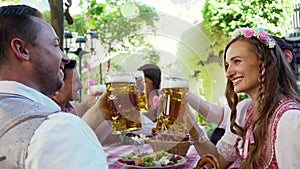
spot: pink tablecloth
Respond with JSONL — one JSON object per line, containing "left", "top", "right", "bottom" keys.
{"left": 104, "top": 144, "right": 199, "bottom": 169}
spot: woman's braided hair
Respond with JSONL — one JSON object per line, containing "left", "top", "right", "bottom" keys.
{"left": 224, "top": 28, "right": 300, "bottom": 168}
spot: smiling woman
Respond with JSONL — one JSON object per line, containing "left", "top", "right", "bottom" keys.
{"left": 183, "top": 27, "right": 300, "bottom": 169}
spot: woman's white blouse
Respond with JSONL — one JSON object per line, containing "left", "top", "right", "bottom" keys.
{"left": 216, "top": 99, "right": 300, "bottom": 168}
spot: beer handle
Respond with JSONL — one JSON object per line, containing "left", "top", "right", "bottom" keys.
{"left": 184, "top": 106, "right": 209, "bottom": 144}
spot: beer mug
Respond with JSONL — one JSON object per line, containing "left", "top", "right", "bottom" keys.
{"left": 134, "top": 71, "right": 148, "bottom": 113}
{"left": 156, "top": 70, "right": 189, "bottom": 136}
{"left": 106, "top": 72, "right": 142, "bottom": 134}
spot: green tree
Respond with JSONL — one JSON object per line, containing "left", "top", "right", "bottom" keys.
{"left": 142, "top": 49, "right": 160, "bottom": 65}
{"left": 202, "top": 0, "right": 294, "bottom": 42}
{"left": 1, "top": 0, "right": 20, "bottom": 3}
{"left": 67, "top": 14, "right": 89, "bottom": 36}
{"left": 80, "top": 0, "right": 159, "bottom": 75}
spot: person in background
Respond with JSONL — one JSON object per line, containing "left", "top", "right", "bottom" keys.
{"left": 185, "top": 28, "right": 300, "bottom": 168}
{"left": 52, "top": 60, "right": 82, "bottom": 112}
{"left": 137, "top": 63, "right": 161, "bottom": 122}
{"left": 0, "top": 5, "right": 108, "bottom": 169}
{"left": 52, "top": 59, "right": 102, "bottom": 118}
{"left": 272, "top": 35, "right": 298, "bottom": 77}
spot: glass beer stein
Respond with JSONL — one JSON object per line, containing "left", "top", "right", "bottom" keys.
{"left": 106, "top": 72, "right": 142, "bottom": 134}
{"left": 134, "top": 71, "right": 148, "bottom": 113}
{"left": 156, "top": 75, "right": 189, "bottom": 136}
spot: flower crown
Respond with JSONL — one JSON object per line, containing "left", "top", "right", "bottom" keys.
{"left": 231, "top": 28, "right": 276, "bottom": 48}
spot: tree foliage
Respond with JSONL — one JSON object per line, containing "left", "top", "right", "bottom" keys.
{"left": 142, "top": 49, "right": 160, "bottom": 64}
{"left": 202, "top": 0, "right": 294, "bottom": 39}
{"left": 1, "top": 0, "right": 20, "bottom": 3}
{"left": 84, "top": 1, "right": 158, "bottom": 55}
{"left": 77, "top": 0, "right": 159, "bottom": 74}
{"left": 65, "top": 13, "right": 89, "bottom": 36}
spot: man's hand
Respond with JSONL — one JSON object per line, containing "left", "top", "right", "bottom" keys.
{"left": 81, "top": 92, "right": 111, "bottom": 130}
{"left": 97, "top": 92, "right": 112, "bottom": 120}
{"left": 73, "top": 94, "right": 98, "bottom": 117}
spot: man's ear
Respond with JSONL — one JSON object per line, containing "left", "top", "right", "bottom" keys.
{"left": 284, "top": 49, "right": 293, "bottom": 63}
{"left": 10, "top": 38, "right": 30, "bottom": 61}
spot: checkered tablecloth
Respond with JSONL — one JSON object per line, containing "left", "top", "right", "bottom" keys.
{"left": 104, "top": 144, "right": 199, "bottom": 169}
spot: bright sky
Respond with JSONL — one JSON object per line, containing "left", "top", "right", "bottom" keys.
{"left": 0, "top": 0, "right": 83, "bottom": 15}
{"left": 0, "top": 0, "right": 205, "bottom": 67}
{"left": 0, "top": 0, "right": 203, "bottom": 24}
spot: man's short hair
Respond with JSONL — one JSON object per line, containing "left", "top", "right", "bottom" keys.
{"left": 65, "top": 60, "right": 76, "bottom": 69}
{"left": 0, "top": 5, "right": 43, "bottom": 65}
{"left": 138, "top": 64, "right": 161, "bottom": 89}
{"left": 63, "top": 60, "right": 76, "bottom": 80}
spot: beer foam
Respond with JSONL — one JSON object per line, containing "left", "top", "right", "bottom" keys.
{"left": 161, "top": 77, "right": 189, "bottom": 89}
{"left": 106, "top": 72, "right": 135, "bottom": 83}
{"left": 88, "top": 84, "right": 106, "bottom": 95}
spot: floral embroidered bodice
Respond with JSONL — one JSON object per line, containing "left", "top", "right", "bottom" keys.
{"left": 234, "top": 97, "right": 300, "bottom": 168}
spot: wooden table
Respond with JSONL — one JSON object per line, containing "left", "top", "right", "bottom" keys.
{"left": 104, "top": 143, "right": 199, "bottom": 169}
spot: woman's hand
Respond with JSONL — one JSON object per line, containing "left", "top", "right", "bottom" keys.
{"left": 184, "top": 105, "right": 209, "bottom": 144}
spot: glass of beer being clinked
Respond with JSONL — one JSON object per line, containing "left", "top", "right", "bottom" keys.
{"left": 156, "top": 70, "right": 189, "bottom": 136}
{"left": 106, "top": 72, "right": 142, "bottom": 134}
{"left": 134, "top": 71, "right": 148, "bottom": 113}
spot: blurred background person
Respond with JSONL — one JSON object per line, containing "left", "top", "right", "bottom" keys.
{"left": 52, "top": 59, "right": 102, "bottom": 118}
{"left": 52, "top": 60, "right": 82, "bottom": 112}
{"left": 137, "top": 63, "right": 161, "bottom": 122}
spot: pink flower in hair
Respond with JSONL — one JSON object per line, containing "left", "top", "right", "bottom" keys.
{"left": 259, "top": 32, "right": 269, "bottom": 41}
{"left": 231, "top": 28, "right": 275, "bottom": 48}
{"left": 243, "top": 29, "right": 254, "bottom": 38}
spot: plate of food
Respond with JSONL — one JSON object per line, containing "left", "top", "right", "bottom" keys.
{"left": 117, "top": 150, "right": 187, "bottom": 169}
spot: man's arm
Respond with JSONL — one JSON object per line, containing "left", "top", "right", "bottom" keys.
{"left": 82, "top": 92, "right": 111, "bottom": 130}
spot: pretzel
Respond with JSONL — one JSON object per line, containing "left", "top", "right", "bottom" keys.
{"left": 194, "top": 154, "right": 220, "bottom": 169}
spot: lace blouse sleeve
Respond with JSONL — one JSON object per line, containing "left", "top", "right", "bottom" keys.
{"left": 216, "top": 99, "right": 252, "bottom": 162}
{"left": 216, "top": 128, "right": 239, "bottom": 162}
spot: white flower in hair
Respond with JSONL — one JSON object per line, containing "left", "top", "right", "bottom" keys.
{"left": 266, "top": 38, "right": 276, "bottom": 48}
{"left": 232, "top": 28, "right": 242, "bottom": 38}
{"left": 253, "top": 29, "right": 261, "bottom": 38}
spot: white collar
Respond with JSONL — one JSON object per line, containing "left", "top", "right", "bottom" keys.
{"left": 0, "top": 81, "right": 61, "bottom": 111}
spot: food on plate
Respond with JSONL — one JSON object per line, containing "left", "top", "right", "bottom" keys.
{"left": 118, "top": 150, "right": 186, "bottom": 167}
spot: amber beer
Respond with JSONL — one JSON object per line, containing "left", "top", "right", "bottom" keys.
{"left": 106, "top": 72, "right": 142, "bottom": 134}
{"left": 134, "top": 71, "right": 148, "bottom": 113}
{"left": 156, "top": 77, "right": 189, "bottom": 136}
